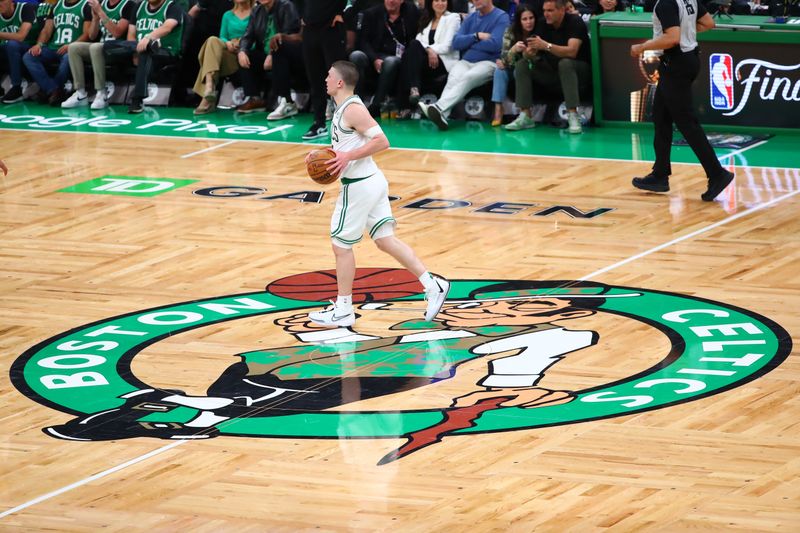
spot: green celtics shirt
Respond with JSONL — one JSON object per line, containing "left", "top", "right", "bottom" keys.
{"left": 134, "top": 0, "right": 183, "bottom": 56}
{"left": 0, "top": 2, "right": 35, "bottom": 44}
{"left": 99, "top": 0, "right": 134, "bottom": 42}
{"left": 24, "top": 1, "right": 51, "bottom": 45}
{"left": 48, "top": 0, "right": 91, "bottom": 49}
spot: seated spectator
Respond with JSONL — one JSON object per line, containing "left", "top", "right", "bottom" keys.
{"left": 418, "top": 0, "right": 508, "bottom": 131}
{"left": 519, "top": 0, "right": 590, "bottom": 133}
{"left": 0, "top": 0, "right": 36, "bottom": 103}
{"left": 192, "top": 0, "right": 251, "bottom": 114}
{"left": 23, "top": 0, "right": 92, "bottom": 105}
{"left": 593, "top": 0, "right": 627, "bottom": 14}
{"left": 61, "top": 0, "right": 136, "bottom": 109}
{"left": 396, "top": 0, "right": 460, "bottom": 118}
{"left": 348, "top": 0, "right": 419, "bottom": 116}
{"left": 492, "top": 3, "right": 535, "bottom": 128}
{"left": 174, "top": 0, "right": 233, "bottom": 106}
{"left": 102, "top": 0, "right": 184, "bottom": 113}
{"left": 343, "top": 0, "right": 382, "bottom": 54}
{"left": 234, "top": 0, "right": 303, "bottom": 120}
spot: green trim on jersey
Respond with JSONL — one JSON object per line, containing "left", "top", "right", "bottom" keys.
{"left": 332, "top": 234, "right": 362, "bottom": 245}
{"left": 340, "top": 173, "right": 374, "bottom": 184}
{"left": 49, "top": 0, "right": 89, "bottom": 49}
{"left": 100, "top": 0, "right": 132, "bottom": 41}
{"left": 369, "top": 217, "right": 395, "bottom": 238}
{"left": 135, "top": 0, "right": 183, "bottom": 56}
{"left": 333, "top": 95, "right": 360, "bottom": 134}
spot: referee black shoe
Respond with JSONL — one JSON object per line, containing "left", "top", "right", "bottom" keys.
{"left": 302, "top": 122, "right": 328, "bottom": 140}
{"left": 632, "top": 173, "right": 670, "bottom": 193}
{"left": 701, "top": 170, "right": 735, "bottom": 201}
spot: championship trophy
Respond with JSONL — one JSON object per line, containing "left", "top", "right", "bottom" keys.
{"left": 630, "top": 50, "right": 661, "bottom": 122}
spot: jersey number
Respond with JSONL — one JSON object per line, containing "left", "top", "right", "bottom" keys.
{"left": 56, "top": 27, "right": 73, "bottom": 44}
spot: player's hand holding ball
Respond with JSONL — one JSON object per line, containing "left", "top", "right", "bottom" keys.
{"left": 306, "top": 148, "right": 349, "bottom": 185}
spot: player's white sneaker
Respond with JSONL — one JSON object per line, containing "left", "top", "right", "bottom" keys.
{"left": 309, "top": 301, "right": 355, "bottom": 327}
{"left": 424, "top": 276, "right": 450, "bottom": 321}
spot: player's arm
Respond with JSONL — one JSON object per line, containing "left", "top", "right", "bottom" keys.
{"left": 327, "top": 103, "right": 389, "bottom": 176}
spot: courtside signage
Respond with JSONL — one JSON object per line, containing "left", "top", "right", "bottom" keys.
{"left": 11, "top": 271, "right": 791, "bottom": 464}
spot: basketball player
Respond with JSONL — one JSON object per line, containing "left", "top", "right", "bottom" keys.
{"left": 305, "top": 60, "right": 449, "bottom": 328}
{"left": 629, "top": 0, "right": 734, "bottom": 201}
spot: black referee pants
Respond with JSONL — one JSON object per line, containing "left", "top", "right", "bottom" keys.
{"left": 302, "top": 21, "right": 346, "bottom": 125}
{"left": 651, "top": 49, "right": 725, "bottom": 179}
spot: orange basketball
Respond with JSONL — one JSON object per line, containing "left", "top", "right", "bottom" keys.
{"left": 306, "top": 149, "right": 340, "bottom": 185}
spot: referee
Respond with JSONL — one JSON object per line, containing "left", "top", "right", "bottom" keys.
{"left": 630, "top": 0, "right": 735, "bottom": 201}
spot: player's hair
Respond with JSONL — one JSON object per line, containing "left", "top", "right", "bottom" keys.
{"left": 331, "top": 60, "right": 359, "bottom": 88}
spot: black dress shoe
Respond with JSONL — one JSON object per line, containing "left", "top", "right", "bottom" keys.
{"left": 632, "top": 173, "right": 670, "bottom": 192}
{"left": 701, "top": 170, "right": 735, "bottom": 201}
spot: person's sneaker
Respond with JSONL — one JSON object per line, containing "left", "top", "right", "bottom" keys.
{"left": 1, "top": 86, "right": 23, "bottom": 104}
{"left": 567, "top": 111, "right": 583, "bottom": 134}
{"left": 424, "top": 276, "right": 450, "bottom": 321}
{"left": 236, "top": 97, "right": 266, "bottom": 113}
{"left": 420, "top": 102, "right": 448, "bottom": 131}
{"left": 61, "top": 90, "right": 88, "bottom": 108}
{"left": 309, "top": 301, "right": 355, "bottom": 327}
{"left": 701, "top": 169, "right": 735, "bottom": 201}
{"left": 302, "top": 122, "right": 328, "bottom": 140}
{"left": 632, "top": 173, "right": 670, "bottom": 192}
{"left": 128, "top": 98, "right": 144, "bottom": 114}
{"left": 91, "top": 90, "right": 108, "bottom": 109}
{"left": 267, "top": 96, "right": 298, "bottom": 120}
{"left": 504, "top": 113, "right": 536, "bottom": 131}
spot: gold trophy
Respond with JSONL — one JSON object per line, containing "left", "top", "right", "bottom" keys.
{"left": 630, "top": 50, "right": 661, "bottom": 122}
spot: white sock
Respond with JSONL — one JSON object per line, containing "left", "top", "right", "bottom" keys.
{"left": 419, "top": 272, "right": 436, "bottom": 292}
{"left": 76, "top": 89, "right": 87, "bottom": 98}
{"left": 336, "top": 295, "right": 353, "bottom": 308}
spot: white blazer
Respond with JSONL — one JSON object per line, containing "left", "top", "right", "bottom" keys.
{"left": 415, "top": 11, "right": 461, "bottom": 72}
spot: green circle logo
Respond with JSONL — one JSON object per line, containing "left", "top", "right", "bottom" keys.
{"left": 11, "top": 270, "right": 791, "bottom": 463}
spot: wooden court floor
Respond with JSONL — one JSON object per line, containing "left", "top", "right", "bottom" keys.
{"left": 1, "top": 129, "right": 798, "bottom": 531}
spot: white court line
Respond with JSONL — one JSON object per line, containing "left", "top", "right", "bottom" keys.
{"left": 582, "top": 187, "right": 800, "bottom": 281}
{"left": 717, "top": 140, "right": 769, "bottom": 162}
{"left": 0, "top": 441, "right": 186, "bottom": 519}
{"left": 181, "top": 140, "right": 238, "bottom": 158}
{"left": 2, "top": 184, "right": 799, "bottom": 520}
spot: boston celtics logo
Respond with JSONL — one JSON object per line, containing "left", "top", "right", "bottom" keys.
{"left": 10, "top": 269, "right": 791, "bottom": 464}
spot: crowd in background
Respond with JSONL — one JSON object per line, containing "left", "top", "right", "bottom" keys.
{"left": 0, "top": 0, "right": 794, "bottom": 138}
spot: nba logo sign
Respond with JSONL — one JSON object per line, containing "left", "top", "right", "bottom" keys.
{"left": 709, "top": 53, "right": 734, "bottom": 111}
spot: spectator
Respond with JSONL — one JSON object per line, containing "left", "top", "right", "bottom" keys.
{"left": 23, "top": 0, "right": 93, "bottom": 106}
{"left": 492, "top": 2, "right": 535, "bottom": 128}
{"left": 61, "top": 0, "right": 136, "bottom": 109}
{"left": 192, "top": 0, "right": 251, "bottom": 114}
{"left": 594, "top": 0, "right": 627, "bottom": 13}
{"left": 343, "top": 0, "right": 382, "bottom": 54}
{"left": 521, "top": 0, "right": 590, "bottom": 133}
{"left": 418, "top": 0, "right": 508, "bottom": 131}
{"left": 0, "top": 0, "right": 35, "bottom": 103}
{"left": 300, "top": 0, "right": 347, "bottom": 140}
{"left": 396, "top": 0, "right": 460, "bottom": 118}
{"left": 234, "top": 0, "right": 303, "bottom": 119}
{"left": 174, "top": 0, "right": 232, "bottom": 106}
{"left": 348, "top": 0, "right": 419, "bottom": 116}
{"left": 103, "top": 0, "right": 184, "bottom": 114}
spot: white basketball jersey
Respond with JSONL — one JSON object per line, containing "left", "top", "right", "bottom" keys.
{"left": 330, "top": 96, "right": 379, "bottom": 179}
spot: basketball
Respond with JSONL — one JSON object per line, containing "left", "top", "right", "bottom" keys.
{"left": 267, "top": 268, "right": 423, "bottom": 303}
{"left": 306, "top": 149, "right": 340, "bottom": 185}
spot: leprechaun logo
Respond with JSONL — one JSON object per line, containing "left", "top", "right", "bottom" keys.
{"left": 11, "top": 269, "right": 791, "bottom": 464}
